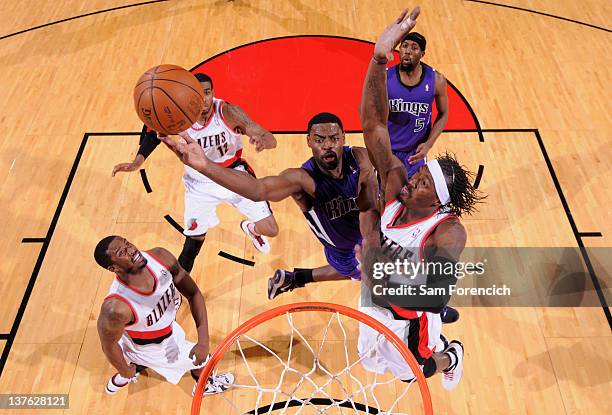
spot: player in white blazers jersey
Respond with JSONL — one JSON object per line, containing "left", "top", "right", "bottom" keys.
{"left": 112, "top": 73, "right": 279, "bottom": 276}
{"left": 357, "top": 7, "right": 484, "bottom": 390}
{"left": 94, "top": 235, "right": 234, "bottom": 396}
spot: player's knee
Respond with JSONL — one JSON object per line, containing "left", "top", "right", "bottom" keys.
{"left": 257, "top": 218, "right": 279, "bottom": 237}
{"left": 422, "top": 357, "right": 437, "bottom": 378}
{"left": 266, "top": 220, "right": 279, "bottom": 237}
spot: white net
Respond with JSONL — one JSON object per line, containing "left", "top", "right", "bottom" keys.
{"left": 194, "top": 305, "right": 430, "bottom": 415}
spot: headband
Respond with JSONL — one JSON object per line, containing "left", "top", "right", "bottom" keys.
{"left": 402, "top": 32, "right": 426, "bottom": 51}
{"left": 426, "top": 159, "right": 450, "bottom": 205}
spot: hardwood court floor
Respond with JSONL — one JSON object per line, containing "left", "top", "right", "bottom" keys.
{"left": 0, "top": 1, "right": 610, "bottom": 414}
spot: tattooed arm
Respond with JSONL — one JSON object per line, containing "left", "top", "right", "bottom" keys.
{"left": 221, "top": 102, "right": 277, "bottom": 152}
{"left": 360, "top": 6, "right": 420, "bottom": 204}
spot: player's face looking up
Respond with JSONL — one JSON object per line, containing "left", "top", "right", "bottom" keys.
{"left": 399, "top": 39, "right": 424, "bottom": 71}
{"left": 199, "top": 81, "right": 214, "bottom": 116}
{"left": 398, "top": 165, "right": 439, "bottom": 209}
{"left": 307, "top": 123, "right": 345, "bottom": 171}
{"left": 107, "top": 237, "right": 148, "bottom": 273}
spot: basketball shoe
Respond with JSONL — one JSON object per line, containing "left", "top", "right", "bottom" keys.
{"left": 240, "top": 221, "right": 270, "bottom": 253}
{"left": 192, "top": 372, "right": 235, "bottom": 396}
{"left": 441, "top": 341, "right": 464, "bottom": 390}
{"left": 268, "top": 269, "right": 297, "bottom": 300}
{"left": 440, "top": 306, "right": 460, "bottom": 324}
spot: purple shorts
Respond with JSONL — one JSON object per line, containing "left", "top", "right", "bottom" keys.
{"left": 392, "top": 149, "right": 426, "bottom": 178}
{"left": 324, "top": 246, "right": 361, "bottom": 280}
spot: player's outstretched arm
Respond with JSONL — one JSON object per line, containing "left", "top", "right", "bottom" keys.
{"left": 97, "top": 299, "right": 137, "bottom": 378}
{"left": 360, "top": 6, "right": 420, "bottom": 202}
{"left": 222, "top": 102, "right": 277, "bottom": 152}
{"left": 160, "top": 134, "right": 306, "bottom": 202}
{"left": 151, "top": 247, "right": 210, "bottom": 365}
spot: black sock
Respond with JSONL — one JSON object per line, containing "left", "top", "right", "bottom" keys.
{"left": 190, "top": 370, "right": 200, "bottom": 381}
{"left": 293, "top": 268, "right": 314, "bottom": 287}
{"left": 178, "top": 237, "right": 204, "bottom": 272}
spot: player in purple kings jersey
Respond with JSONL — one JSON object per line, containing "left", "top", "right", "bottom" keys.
{"left": 387, "top": 31, "right": 449, "bottom": 177}
{"left": 162, "top": 113, "right": 460, "bottom": 323}
{"left": 159, "top": 113, "right": 379, "bottom": 298}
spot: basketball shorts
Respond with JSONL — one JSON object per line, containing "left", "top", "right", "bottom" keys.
{"left": 182, "top": 162, "right": 272, "bottom": 237}
{"left": 324, "top": 246, "right": 361, "bottom": 280}
{"left": 118, "top": 321, "right": 204, "bottom": 384}
{"left": 357, "top": 304, "right": 443, "bottom": 381}
{"left": 392, "top": 149, "right": 426, "bottom": 178}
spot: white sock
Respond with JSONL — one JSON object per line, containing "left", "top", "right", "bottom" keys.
{"left": 114, "top": 373, "right": 131, "bottom": 384}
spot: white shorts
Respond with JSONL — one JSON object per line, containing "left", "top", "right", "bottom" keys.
{"left": 182, "top": 164, "right": 272, "bottom": 237}
{"left": 118, "top": 321, "right": 204, "bottom": 384}
{"left": 358, "top": 305, "right": 443, "bottom": 381}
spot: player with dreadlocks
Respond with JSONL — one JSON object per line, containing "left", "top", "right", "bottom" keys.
{"left": 356, "top": 6, "right": 484, "bottom": 390}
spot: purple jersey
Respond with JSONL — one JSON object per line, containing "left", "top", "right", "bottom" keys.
{"left": 387, "top": 63, "right": 436, "bottom": 152}
{"left": 301, "top": 146, "right": 362, "bottom": 252}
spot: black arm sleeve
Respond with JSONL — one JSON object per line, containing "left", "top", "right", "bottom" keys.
{"left": 137, "top": 130, "right": 161, "bottom": 159}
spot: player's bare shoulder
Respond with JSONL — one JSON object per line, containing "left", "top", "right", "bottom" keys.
{"left": 147, "top": 247, "right": 180, "bottom": 276}
{"left": 99, "top": 296, "right": 133, "bottom": 328}
{"left": 281, "top": 167, "right": 314, "bottom": 196}
{"left": 434, "top": 71, "right": 447, "bottom": 93}
{"left": 431, "top": 217, "right": 467, "bottom": 254}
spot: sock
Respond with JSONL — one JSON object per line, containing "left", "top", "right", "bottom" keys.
{"left": 294, "top": 268, "right": 314, "bottom": 287}
{"left": 114, "top": 373, "right": 131, "bottom": 384}
{"left": 178, "top": 237, "right": 204, "bottom": 272}
{"left": 190, "top": 370, "right": 200, "bottom": 382}
{"left": 443, "top": 349, "right": 458, "bottom": 372}
{"left": 247, "top": 222, "right": 261, "bottom": 236}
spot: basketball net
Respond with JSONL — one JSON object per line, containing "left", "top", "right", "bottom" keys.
{"left": 191, "top": 302, "right": 433, "bottom": 415}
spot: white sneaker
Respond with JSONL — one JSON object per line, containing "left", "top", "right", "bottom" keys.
{"left": 441, "top": 341, "right": 464, "bottom": 390}
{"left": 240, "top": 221, "right": 270, "bottom": 253}
{"left": 105, "top": 372, "right": 139, "bottom": 395}
{"left": 192, "top": 372, "right": 235, "bottom": 396}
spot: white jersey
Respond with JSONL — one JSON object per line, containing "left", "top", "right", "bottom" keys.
{"left": 380, "top": 199, "right": 455, "bottom": 263}
{"left": 183, "top": 97, "right": 243, "bottom": 183}
{"left": 105, "top": 251, "right": 180, "bottom": 342}
{"left": 378, "top": 199, "right": 456, "bottom": 320}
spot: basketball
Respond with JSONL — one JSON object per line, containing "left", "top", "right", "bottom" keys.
{"left": 133, "top": 64, "right": 205, "bottom": 135}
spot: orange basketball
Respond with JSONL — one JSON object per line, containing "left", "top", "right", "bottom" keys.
{"left": 133, "top": 64, "right": 204, "bottom": 135}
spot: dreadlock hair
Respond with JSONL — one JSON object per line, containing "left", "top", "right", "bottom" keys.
{"left": 94, "top": 235, "right": 119, "bottom": 269}
{"left": 436, "top": 152, "right": 486, "bottom": 216}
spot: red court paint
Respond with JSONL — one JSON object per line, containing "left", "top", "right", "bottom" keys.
{"left": 192, "top": 36, "right": 477, "bottom": 132}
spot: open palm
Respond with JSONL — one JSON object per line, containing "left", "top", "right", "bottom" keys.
{"left": 374, "top": 6, "right": 421, "bottom": 62}
{"left": 159, "top": 134, "right": 209, "bottom": 172}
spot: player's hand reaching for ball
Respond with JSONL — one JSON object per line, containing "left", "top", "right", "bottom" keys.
{"left": 373, "top": 6, "right": 420, "bottom": 63}
{"left": 159, "top": 132, "right": 210, "bottom": 172}
{"left": 189, "top": 343, "right": 209, "bottom": 366}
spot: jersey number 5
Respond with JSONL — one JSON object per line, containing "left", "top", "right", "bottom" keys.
{"left": 414, "top": 118, "right": 426, "bottom": 133}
